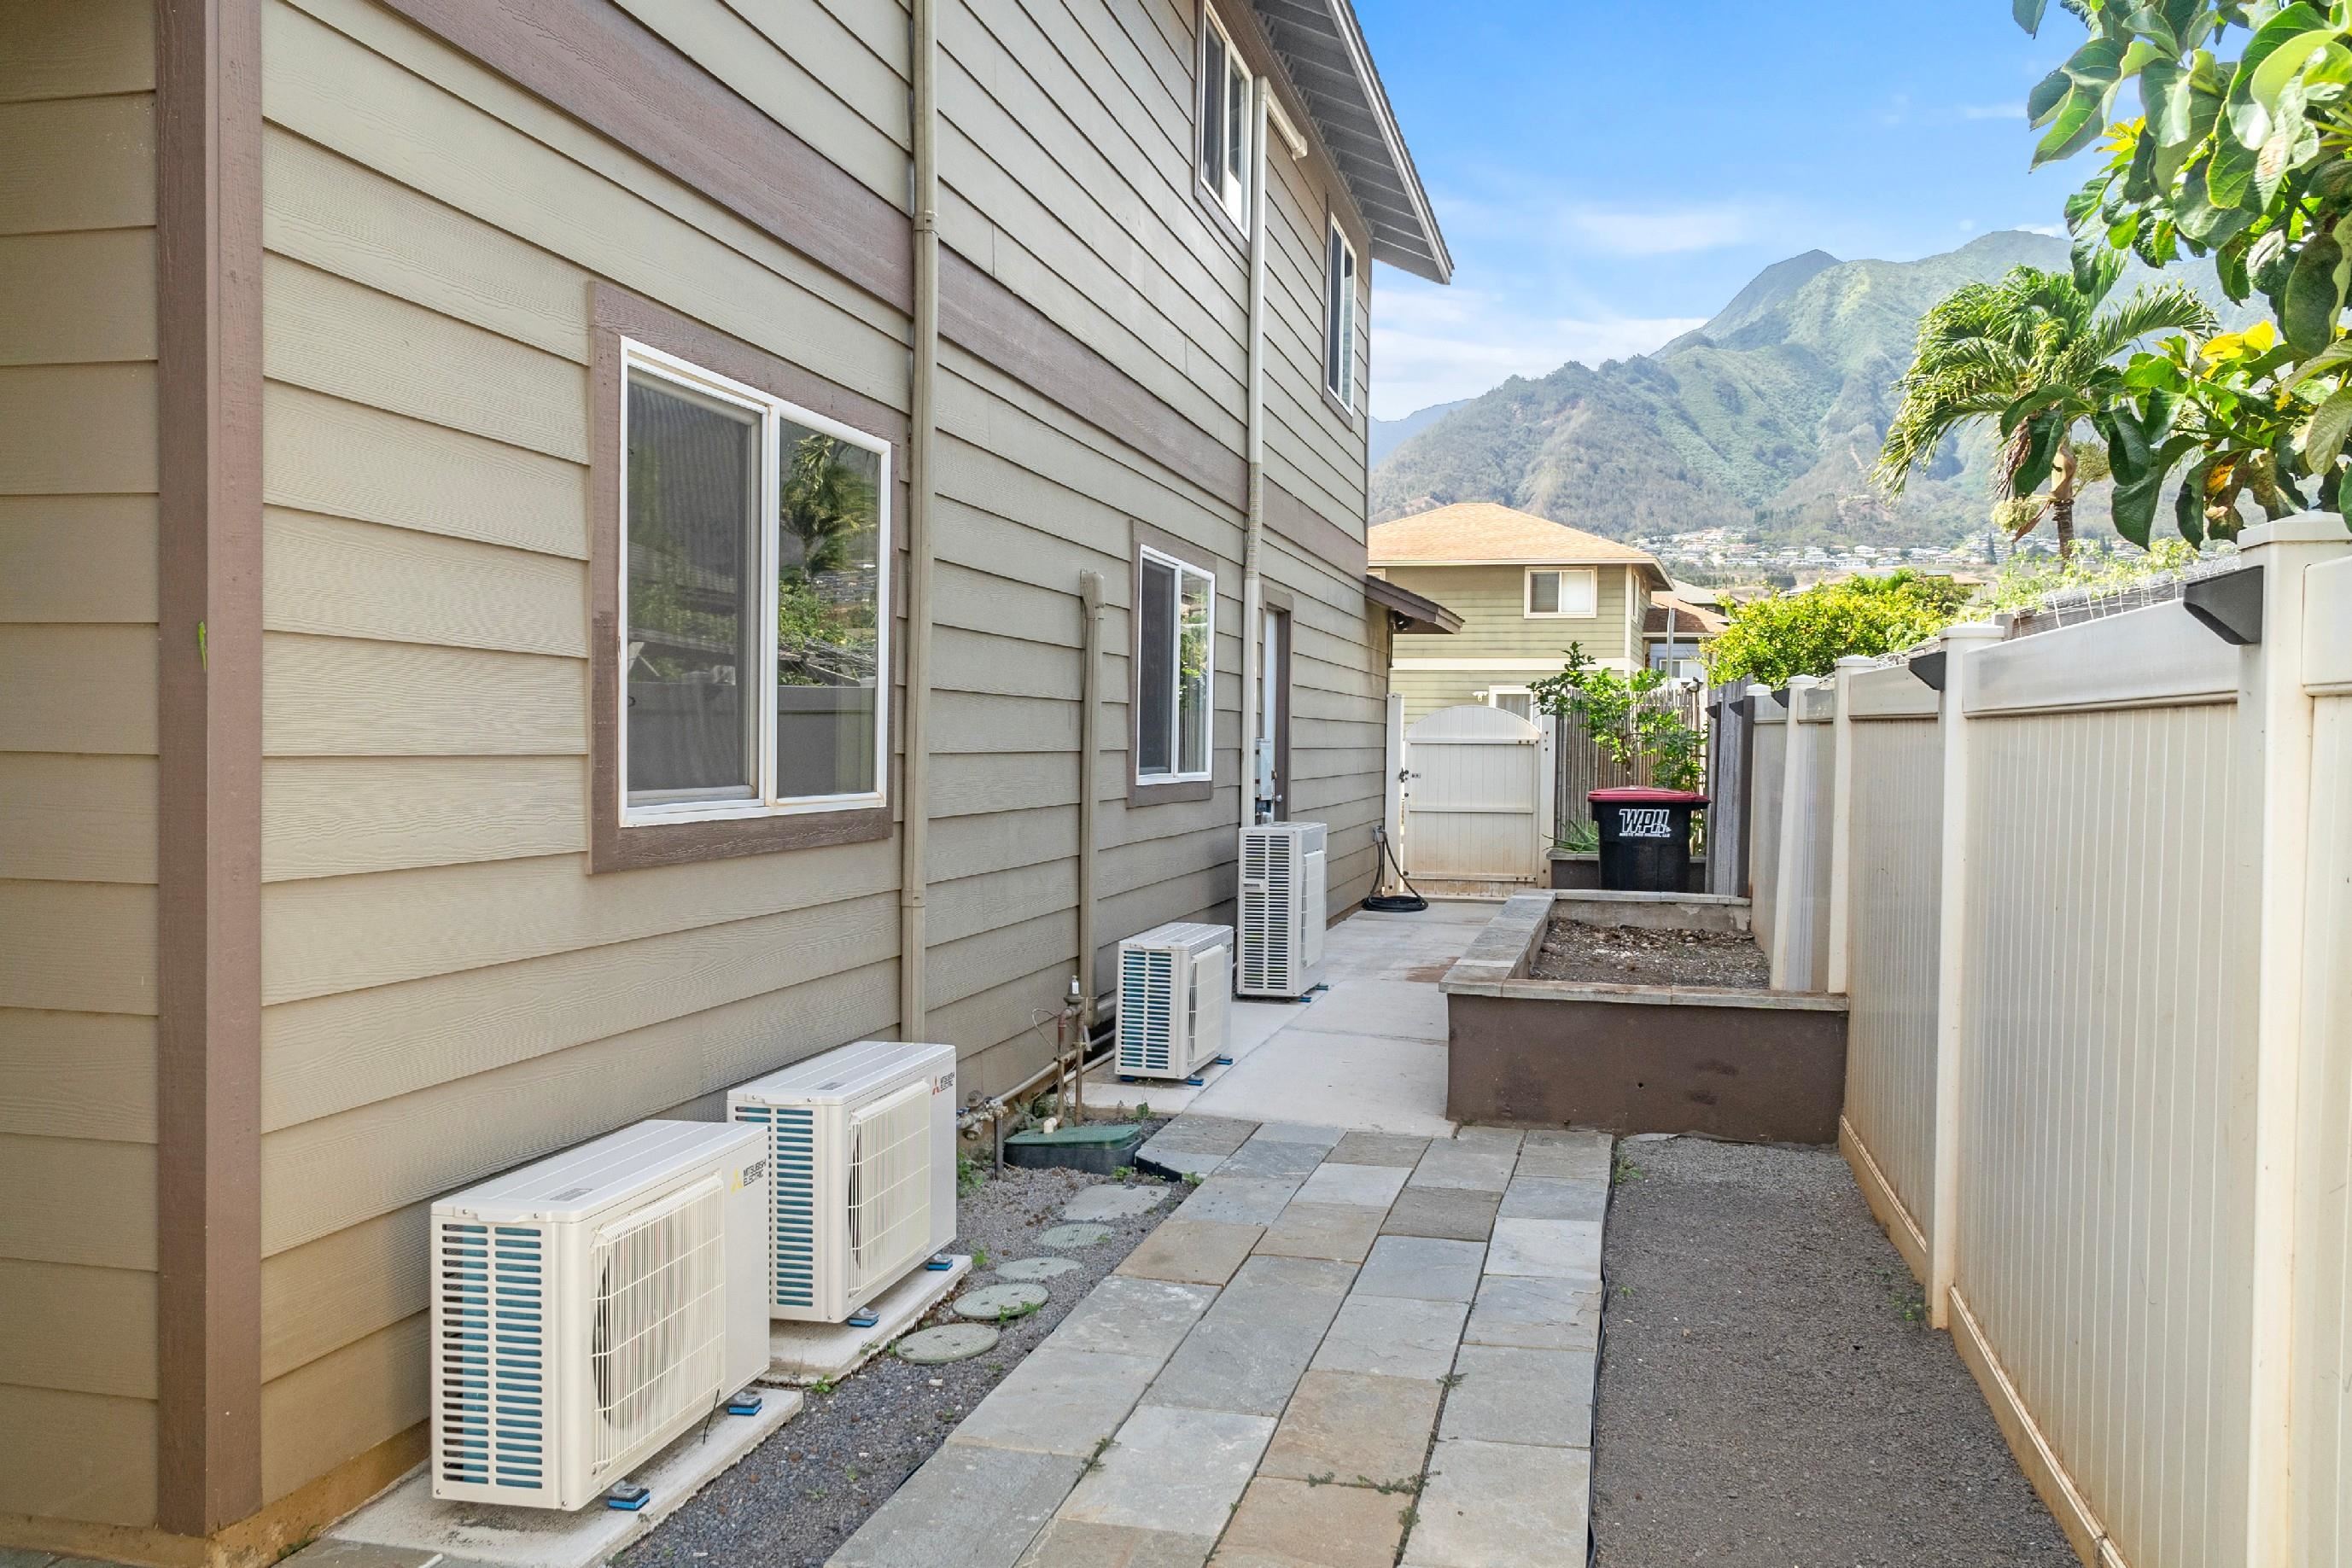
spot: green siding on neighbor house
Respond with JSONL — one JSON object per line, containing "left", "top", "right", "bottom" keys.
{"left": 1380, "top": 562, "right": 1646, "bottom": 722}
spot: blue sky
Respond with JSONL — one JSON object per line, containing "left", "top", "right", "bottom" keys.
{"left": 1354, "top": 3, "right": 2092, "bottom": 418}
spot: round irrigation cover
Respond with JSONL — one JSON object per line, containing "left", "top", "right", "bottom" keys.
{"left": 995, "top": 1256, "right": 1082, "bottom": 1281}
{"left": 953, "top": 1282, "right": 1049, "bottom": 1320}
{"left": 896, "top": 1323, "right": 999, "bottom": 1364}
{"left": 1036, "top": 1222, "right": 1112, "bottom": 1250}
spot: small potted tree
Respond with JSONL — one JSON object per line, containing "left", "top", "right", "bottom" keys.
{"left": 1532, "top": 646, "right": 1707, "bottom": 893}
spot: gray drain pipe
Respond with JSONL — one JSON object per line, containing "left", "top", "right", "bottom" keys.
{"left": 1237, "top": 77, "right": 1270, "bottom": 835}
{"left": 900, "top": 0, "right": 940, "bottom": 1041}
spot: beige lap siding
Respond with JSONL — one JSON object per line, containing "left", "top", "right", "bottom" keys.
{"left": 248, "top": 0, "right": 1393, "bottom": 1513}
{"left": 0, "top": 0, "right": 165, "bottom": 1530}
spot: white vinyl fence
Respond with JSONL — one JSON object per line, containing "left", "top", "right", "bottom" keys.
{"left": 1754, "top": 518, "right": 2352, "bottom": 1568}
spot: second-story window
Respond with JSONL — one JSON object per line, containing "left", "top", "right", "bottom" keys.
{"left": 1199, "top": 4, "right": 1252, "bottom": 230}
{"left": 1324, "top": 220, "right": 1357, "bottom": 409}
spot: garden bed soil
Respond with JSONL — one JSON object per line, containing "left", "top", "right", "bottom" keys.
{"left": 620, "top": 1141, "right": 1174, "bottom": 1568}
{"left": 1532, "top": 918, "right": 1770, "bottom": 990}
{"left": 1590, "top": 1136, "right": 2075, "bottom": 1567}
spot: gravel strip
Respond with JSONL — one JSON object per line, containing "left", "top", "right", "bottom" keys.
{"left": 1590, "top": 1137, "right": 2075, "bottom": 1567}
{"left": 1532, "top": 919, "right": 1771, "bottom": 989}
{"left": 621, "top": 1146, "right": 1178, "bottom": 1568}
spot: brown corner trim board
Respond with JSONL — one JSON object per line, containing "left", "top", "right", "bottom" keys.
{"left": 156, "top": 0, "right": 267, "bottom": 1536}
{"left": 376, "top": 0, "right": 1257, "bottom": 518}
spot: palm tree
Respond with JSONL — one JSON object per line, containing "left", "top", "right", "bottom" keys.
{"left": 1876, "top": 254, "right": 2215, "bottom": 558}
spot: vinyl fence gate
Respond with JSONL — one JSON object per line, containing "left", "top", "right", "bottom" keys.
{"left": 1401, "top": 704, "right": 1550, "bottom": 885}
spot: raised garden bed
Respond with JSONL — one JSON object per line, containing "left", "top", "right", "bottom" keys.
{"left": 1442, "top": 891, "right": 1847, "bottom": 1143}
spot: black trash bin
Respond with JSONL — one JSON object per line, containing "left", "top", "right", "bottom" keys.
{"left": 1588, "top": 787, "right": 1708, "bottom": 893}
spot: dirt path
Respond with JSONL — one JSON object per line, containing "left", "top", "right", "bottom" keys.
{"left": 1590, "top": 1137, "right": 2075, "bottom": 1567}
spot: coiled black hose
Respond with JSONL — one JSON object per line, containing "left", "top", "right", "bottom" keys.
{"left": 1361, "top": 823, "right": 1428, "bottom": 913}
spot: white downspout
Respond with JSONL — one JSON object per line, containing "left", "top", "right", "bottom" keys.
{"left": 900, "top": 0, "right": 939, "bottom": 1040}
{"left": 1238, "top": 77, "right": 1269, "bottom": 834}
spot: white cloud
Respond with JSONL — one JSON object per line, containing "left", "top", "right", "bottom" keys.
{"left": 1369, "top": 282, "right": 1704, "bottom": 419}
{"left": 2019, "top": 223, "right": 2065, "bottom": 236}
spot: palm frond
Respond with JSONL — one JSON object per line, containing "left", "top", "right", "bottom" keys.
{"left": 2086, "top": 281, "right": 2219, "bottom": 360}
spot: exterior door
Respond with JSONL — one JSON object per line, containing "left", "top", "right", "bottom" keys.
{"left": 1401, "top": 703, "right": 1545, "bottom": 883}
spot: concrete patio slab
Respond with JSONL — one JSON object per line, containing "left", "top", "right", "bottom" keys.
{"left": 324, "top": 1393, "right": 799, "bottom": 1568}
{"left": 1060, "top": 1404, "right": 1275, "bottom": 1537}
{"left": 1133, "top": 1116, "right": 1258, "bottom": 1180}
{"left": 1217, "top": 1476, "right": 1410, "bottom": 1568}
{"left": 1281, "top": 980, "right": 1449, "bottom": 1043}
{"left": 1188, "top": 1031, "right": 1452, "bottom": 1138}
{"left": 1438, "top": 1345, "right": 1596, "bottom": 1449}
{"left": 1485, "top": 1218, "right": 1603, "bottom": 1280}
{"left": 1150, "top": 1256, "right": 1354, "bottom": 1416}
{"left": 1049, "top": 1274, "right": 1217, "bottom": 1361}
{"left": 1259, "top": 1369, "right": 1444, "bottom": 1487}
{"left": 1013, "top": 1519, "right": 1216, "bottom": 1568}
{"left": 1329, "top": 1130, "right": 1431, "bottom": 1169}
{"left": 947, "top": 1346, "right": 1160, "bottom": 1458}
{"left": 1404, "top": 1438, "right": 1590, "bottom": 1568}
{"left": 765, "top": 1256, "right": 972, "bottom": 1384}
{"left": 1353, "top": 1236, "right": 1485, "bottom": 1303}
{"left": 1310, "top": 1294, "right": 1468, "bottom": 1381}
{"left": 1176, "top": 1175, "right": 1302, "bottom": 1226}
{"left": 1252, "top": 1201, "right": 1386, "bottom": 1263}
{"left": 1462, "top": 1275, "right": 1602, "bottom": 1353}
{"left": 829, "top": 1445, "right": 1085, "bottom": 1568}
{"left": 1115, "top": 1220, "right": 1264, "bottom": 1286}
{"left": 1293, "top": 1162, "right": 1409, "bottom": 1210}
{"left": 1131, "top": 1140, "right": 1230, "bottom": 1180}
{"left": 1380, "top": 1187, "right": 1500, "bottom": 1243}
{"left": 1408, "top": 1140, "right": 1518, "bottom": 1194}
{"left": 1496, "top": 1176, "right": 1608, "bottom": 1224}
{"left": 1220, "top": 1140, "right": 1333, "bottom": 1180}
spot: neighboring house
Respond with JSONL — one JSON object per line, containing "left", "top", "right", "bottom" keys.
{"left": 1643, "top": 590, "right": 1729, "bottom": 679}
{"left": 1369, "top": 504, "right": 1674, "bottom": 722}
{"left": 0, "top": 2, "right": 1449, "bottom": 1559}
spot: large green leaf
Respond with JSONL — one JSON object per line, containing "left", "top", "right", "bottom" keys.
{"left": 2030, "top": 67, "right": 2075, "bottom": 126}
{"left": 2034, "top": 89, "right": 2110, "bottom": 166}
{"left": 2015, "top": 0, "right": 2053, "bottom": 36}
{"left": 2013, "top": 412, "right": 2067, "bottom": 497}
{"left": 2283, "top": 230, "right": 2348, "bottom": 353}
{"left": 2250, "top": 27, "right": 2346, "bottom": 112}
{"left": 2207, "top": 132, "right": 2259, "bottom": 207}
{"left": 2303, "top": 384, "right": 2352, "bottom": 465}
{"left": 2175, "top": 457, "right": 2213, "bottom": 547}
{"left": 2285, "top": 336, "right": 2352, "bottom": 386}
{"left": 2140, "top": 57, "right": 2199, "bottom": 141}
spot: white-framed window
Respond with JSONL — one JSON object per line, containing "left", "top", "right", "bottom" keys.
{"left": 1524, "top": 568, "right": 1598, "bottom": 619}
{"left": 619, "top": 338, "right": 890, "bottom": 824}
{"left": 1484, "top": 687, "right": 1536, "bottom": 721}
{"left": 1198, "top": 3, "right": 1252, "bottom": 230}
{"left": 1324, "top": 220, "right": 1357, "bottom": 408}
{"left": 1136, "top": 545, "right": 1216, "bottom": 784}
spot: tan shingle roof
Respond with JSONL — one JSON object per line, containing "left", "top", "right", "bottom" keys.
{"left": 1369, "top": 504, "right": 1666, "bottom": 580}
{"left": 1643, "top": 595, "right": 1728, "bottom": 638}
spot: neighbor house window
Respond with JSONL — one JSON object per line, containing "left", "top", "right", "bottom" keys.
{"left": 1199, "top": 3, "right": 1252, "bottom": 230}
{"left": 1525, "top": 568, "right": 1597, "bottom": 619}
{"left": 1135, "top": 545, "right": 1216, "bottom": 784}
{"left": 1324, "top": 221, "right": 1357, "bottom": 409}
{"left": 1485, "top": 688, "right": 1536, "bottom": 721}
{"left": 621, "top": 339, "right": 889, "bottom": 824}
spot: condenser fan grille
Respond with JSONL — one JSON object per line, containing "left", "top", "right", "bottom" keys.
{"left": 588, "top": 1177, "right": 728, "bottom": 1476}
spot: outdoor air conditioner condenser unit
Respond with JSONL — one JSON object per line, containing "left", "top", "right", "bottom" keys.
{"left": 1238, "top": 822, "right": 1328, "bottom": 999}
{"left": 429, "top": 1119, "right": 773, "bottom": 1511}
{"left": 1114, "top": 921, "right": 1233, "bottom": 1082}
{"left": 727, "top": 1040, "right": 957, "bottom": 1324}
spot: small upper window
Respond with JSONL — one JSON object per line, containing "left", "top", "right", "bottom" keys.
{"left": 1324, "top": 221, "right": 1357, "bottom": 409}
{"left": 1136, "top": 545, "right": 1216, "bottom": 784}
{"left": 1525, "top": 568, "right": 1598, "bottom": 619}
{"left": 1199, "top": 4, "right": 1252, "bottom": 230}
{"left": 622, "top": 341, "right": 890, "bottom": 823}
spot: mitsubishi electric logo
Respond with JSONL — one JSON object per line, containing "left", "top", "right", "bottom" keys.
{"left": 1618, "top": 807, "right": 1672, "bottom": 838}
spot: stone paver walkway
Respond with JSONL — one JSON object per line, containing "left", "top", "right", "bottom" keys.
{"left": 830, "top": 1116, "right": 1608, "bottom": 1568}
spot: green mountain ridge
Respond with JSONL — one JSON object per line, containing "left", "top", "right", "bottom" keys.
{"left": 1369, "top": 232, "right": 2245, "bottom": 552}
